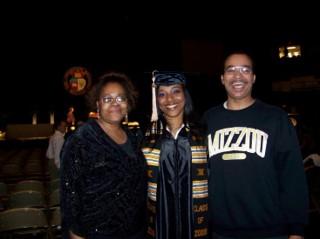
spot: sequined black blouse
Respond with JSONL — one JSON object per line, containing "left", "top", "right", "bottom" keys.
{"left": 60, "top": 119, "right": 147, "bottom": 238}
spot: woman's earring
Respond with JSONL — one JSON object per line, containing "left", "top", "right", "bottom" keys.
{"left": 97, "top": 108, "right": 100, "bottom": 119}
{"left": 124, "top": 113, "right": 128, "bottom": 124}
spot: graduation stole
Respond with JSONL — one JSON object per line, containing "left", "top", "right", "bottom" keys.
{"left": 142, "top": 140, "right": 208, "bottom": 238}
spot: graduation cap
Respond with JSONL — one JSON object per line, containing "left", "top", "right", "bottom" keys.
{"left": 153, "top": 71, "right": 186, "bottom": 86}
{"left": 151, "top": 70, "right": 186, "bottom": 122}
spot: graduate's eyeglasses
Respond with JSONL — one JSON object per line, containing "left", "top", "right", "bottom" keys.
{"left": 224, "top": 66, "right": 253, "bottom": 75}
{"left": 101, "top": 95, "right": 127, "bottom": 104}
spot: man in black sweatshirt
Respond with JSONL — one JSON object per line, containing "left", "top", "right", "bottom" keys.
{"left": 202, "top": 50, "right": 308, "bottom": 239}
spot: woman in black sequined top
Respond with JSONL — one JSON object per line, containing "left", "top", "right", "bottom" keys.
{"left": 60, "top": 72, "right": 147, "bottom": 239}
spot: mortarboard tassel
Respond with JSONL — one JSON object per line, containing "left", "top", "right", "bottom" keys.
{"left": 151, "top": 72, "right": 158, "bottom": 122}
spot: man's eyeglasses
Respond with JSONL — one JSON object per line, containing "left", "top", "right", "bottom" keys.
{"left": 224, "top": 66, "right": 253, "bottom": 75}
{"left": 101, "top": 95, "right": 127, "bottom": 104}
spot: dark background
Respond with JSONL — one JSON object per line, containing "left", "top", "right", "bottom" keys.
{"left": 1, "top": 7, "right": 319, "bottom": 128}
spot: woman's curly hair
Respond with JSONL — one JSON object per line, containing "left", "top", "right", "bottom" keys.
{"left": 86, "top": 71, "right": 138, "bottom": 112}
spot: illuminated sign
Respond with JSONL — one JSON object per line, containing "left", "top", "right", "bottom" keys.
{"left": 64, "top": 66, "right": 92, "bottom": 95}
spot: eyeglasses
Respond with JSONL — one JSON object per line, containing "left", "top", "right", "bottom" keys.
{"left": 224, "top": 66, "right": 253, "bottom": 75}
{"left": 101, "top": 95, "right": 127, "bottom": 104}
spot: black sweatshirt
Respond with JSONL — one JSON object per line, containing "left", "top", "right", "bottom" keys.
{"left": 203, "top": 100, "right": 308, "bottom": 238}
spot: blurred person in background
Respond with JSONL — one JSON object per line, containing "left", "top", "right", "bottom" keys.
{"left": 46, "top": 119, "right": 67, "bottom": 177}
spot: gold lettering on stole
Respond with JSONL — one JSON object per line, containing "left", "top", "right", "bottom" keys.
{"left": 197, "top": 168, "right": 205, "bottom": 176}
{"left": 194, "top": 228, "right": 208, "bottom": 237}
{"left": 197, "top": 216, "right": 204, "bottom": 224}
{"left": 193, "top": 203, "right": 208, "bottom": 212}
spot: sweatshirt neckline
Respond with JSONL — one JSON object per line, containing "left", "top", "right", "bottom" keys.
{"left": 223, "top": 99, "right": 258, "bottom": 112}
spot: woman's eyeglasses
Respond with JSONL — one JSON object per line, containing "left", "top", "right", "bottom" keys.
{"left": 101, "top": 95, "right": 127, "bottom": 104}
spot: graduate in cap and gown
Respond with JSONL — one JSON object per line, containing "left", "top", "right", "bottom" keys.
{"left": 142, "top": 71, "right": 209, "bottom": 239}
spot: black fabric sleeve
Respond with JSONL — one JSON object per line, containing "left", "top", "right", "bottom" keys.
{"left": 275, "top": 112, "right": 309, "bottom": 236}
{"left": 60, "top": 135, "right": 85, "bottom": 237}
